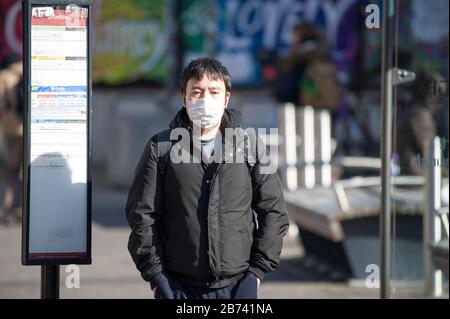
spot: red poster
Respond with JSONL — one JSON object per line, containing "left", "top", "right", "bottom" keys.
{"left": 31, "top": 8, "right": 87, "bottom": 27}
{"left": 0, "top": 0, "right": 23, "bottom": 60}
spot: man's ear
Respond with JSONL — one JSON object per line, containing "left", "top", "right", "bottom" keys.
{"left": 225, "top": 91, "right": 231, "bottom": 108}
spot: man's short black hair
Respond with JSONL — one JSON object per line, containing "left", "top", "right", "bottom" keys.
{"left": 180, "top": 57, "right": 231, "bottom": 94}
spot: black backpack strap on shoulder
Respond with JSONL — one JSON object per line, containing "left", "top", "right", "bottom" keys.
{"left": 156, "top": 129, "right": 173, "bottom": 175}
{"left": 244, "top": 129, "right": 257, "bottom": 174}
{"left": 243, "top": 129, "right": 259, "bottom": 230}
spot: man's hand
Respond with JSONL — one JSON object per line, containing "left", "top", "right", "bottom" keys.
{"left": 151, "top": 273, "right": 174, "bottom": 299}
{"left": 248, "top": 271, "right": 261, "bottom": 287}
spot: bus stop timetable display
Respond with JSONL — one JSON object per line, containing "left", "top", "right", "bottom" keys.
{"left": 26, "top": 5, "right": 89, "bottom": 261}
{"left": 31, "top": 7, "right": 87, "bottom": 170}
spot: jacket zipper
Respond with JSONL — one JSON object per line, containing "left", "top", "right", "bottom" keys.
{"left": 207, "top": 162, "right": 224, "bottom": 280}
{"left": 207, "top": 134, "right": 236, "bottom": 279}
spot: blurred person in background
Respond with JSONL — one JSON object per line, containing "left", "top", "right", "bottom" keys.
{"left": 397, "top": 70, "right": 449, "bottom": 177}
{"left": 272, "top": 22, "right": 340, "bottom": 110}
{"left": 0, "top": 54, "right": 23, "bottom": 224}
{"left": 126, "top": 57, "right": 289, "bottom": 299}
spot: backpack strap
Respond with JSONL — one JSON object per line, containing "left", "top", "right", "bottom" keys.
{"left": 243, "top": 129, "right": 257, "bottom": 174}
{"left": 156, "top": 129, "right": 173, "bottom": 175}
{"left": 242, "top": 129, "right": 260, "bottom": 230}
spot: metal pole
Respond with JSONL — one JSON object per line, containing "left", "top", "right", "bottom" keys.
{"left": 380, "top": 0, "right": 395, "bottom": 299}
{"left": 41, "top": 265, "right": 60, "bottom": 299}
{"left": 297, "top": 106, "right": 315, "bottom": 189}
{"left": 279, "top": 103, "right": 298, "bottom": 191}
{"left": 163, "top": 0, "right": 181, "bottom": 114}
{"left": 424, "top": 137, "right": 443, "bottom": 297}
{"left": 205, "top": 0, "right": 217, "bottom": 58}
{"left": 315, "top": 109, "right": 332, "bottom": 187}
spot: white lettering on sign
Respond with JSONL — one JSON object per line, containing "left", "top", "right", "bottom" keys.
{"left": 223, "top": 0, "right": 358, "bottom": 49}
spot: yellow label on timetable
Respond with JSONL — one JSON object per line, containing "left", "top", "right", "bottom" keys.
{"left": 32, "top": 56, "right": 65, "bottom": 60}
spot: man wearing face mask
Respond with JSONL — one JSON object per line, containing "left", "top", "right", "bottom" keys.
{"left": 126, "top": 57, "right": 289, "bottom": 299}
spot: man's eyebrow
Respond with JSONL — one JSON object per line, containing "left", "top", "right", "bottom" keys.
{"left": 189, "top": 85, "right": 203, "bottom": 91}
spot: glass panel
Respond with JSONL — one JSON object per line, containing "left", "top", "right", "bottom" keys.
{"left": 391, "top": 0, "right": 449, "bottom": 298}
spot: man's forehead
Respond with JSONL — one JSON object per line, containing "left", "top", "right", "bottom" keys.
{"left": 187, "top": 74, "right": 225, "bottom": 89}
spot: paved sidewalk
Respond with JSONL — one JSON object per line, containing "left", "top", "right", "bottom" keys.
{"left": 0, "top": 178, "right": 379, "bottom": 299}
{"left": 0, "top": 220, "right": 378, "bottom": 299}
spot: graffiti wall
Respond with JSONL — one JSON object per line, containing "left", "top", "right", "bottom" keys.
{"left": 1, "top": 0, "right": 447, "bottom": 86}
{"left": 92, "top": 0, "right": 169, "bottom": 84}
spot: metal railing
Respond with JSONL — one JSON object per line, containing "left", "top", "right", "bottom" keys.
{"left": 424, "top": 137, "right": 449, "bottom": 297}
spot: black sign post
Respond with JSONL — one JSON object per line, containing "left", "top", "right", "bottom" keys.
{"left": 41, "top": 265, "right": 60, "bottom": 299}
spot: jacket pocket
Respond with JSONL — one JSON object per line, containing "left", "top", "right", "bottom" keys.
{"left": 219, "top": 224, "right": 252, "bottom": 276}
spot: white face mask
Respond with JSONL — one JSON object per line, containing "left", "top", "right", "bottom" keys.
{"left": 186, "top": 98, "right": 225, "bottom": 128}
